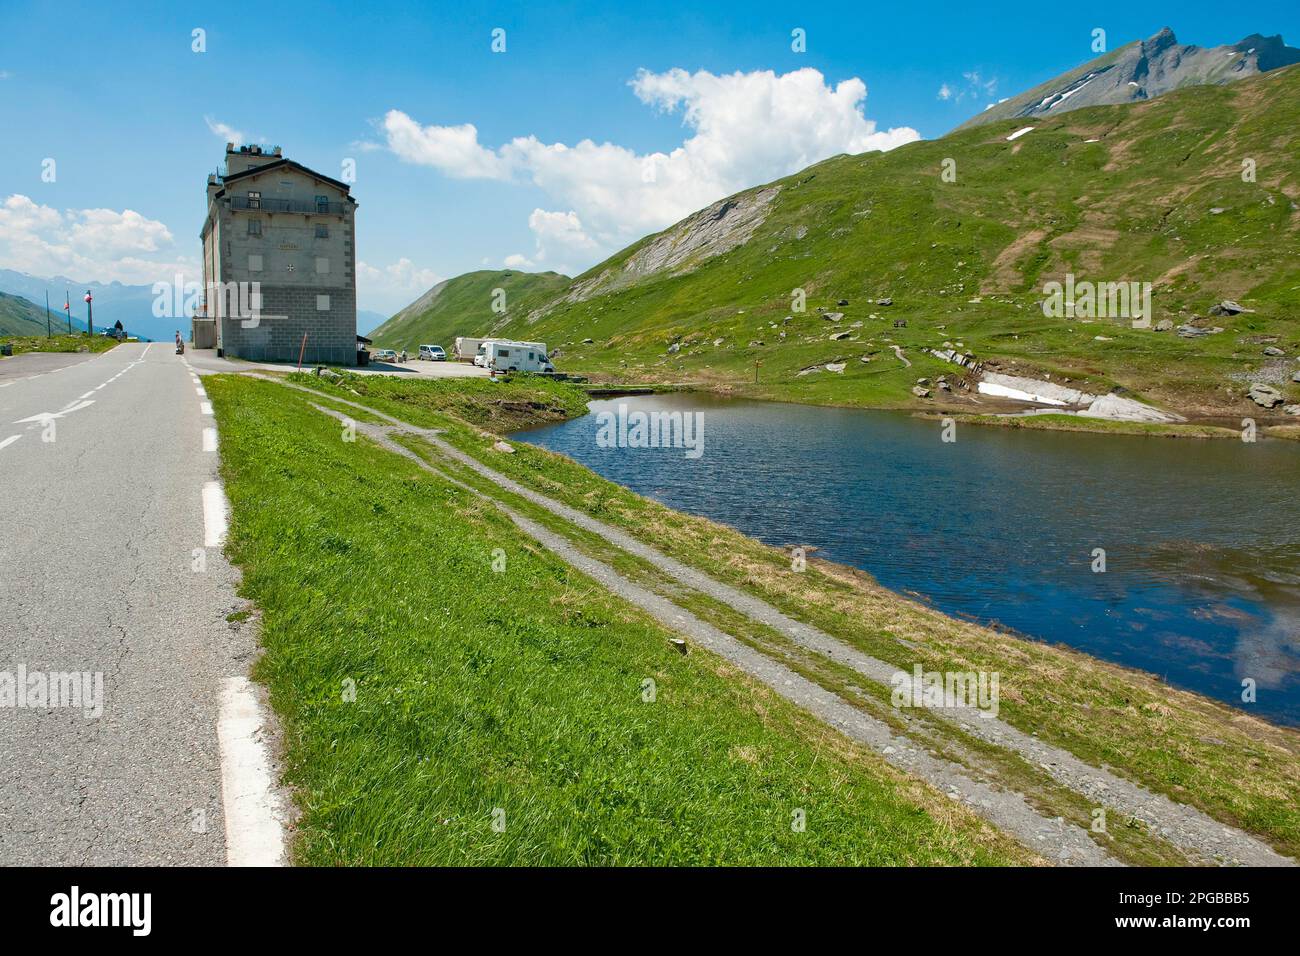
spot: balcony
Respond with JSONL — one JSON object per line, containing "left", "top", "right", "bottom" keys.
{"left": 229, "top": 196, "right": 348, "bottom": 215}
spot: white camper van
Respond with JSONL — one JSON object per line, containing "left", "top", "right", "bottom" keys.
{"left": 453, "top": 336, "right": 487, "bottom": 361}
{"left": 474, "top": 339, "right": 554, "bottom": 374}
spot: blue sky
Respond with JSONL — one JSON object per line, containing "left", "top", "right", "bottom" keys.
{"left": 1, "top": 0, "right": 1297, "bottom": 315}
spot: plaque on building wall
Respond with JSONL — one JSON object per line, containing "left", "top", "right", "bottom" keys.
{"left": 279, "top": 242, "right": 299, "bottom": 251}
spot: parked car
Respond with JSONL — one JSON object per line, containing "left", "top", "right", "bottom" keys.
{"left": 419, "top": 344, "right": 446, "bottom": 361}
{"left": 373, "top": 348, "right": 398, "bottom": 363}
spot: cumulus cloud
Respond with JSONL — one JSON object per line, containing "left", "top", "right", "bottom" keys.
{"left": 357, "top": 257, "right": 442, "bottom": 311}
{"left": 0, "top": 194, "right": 193, "bottom": 284}
{"left": 385, "top": 66, "right": 919, "bottom": 267}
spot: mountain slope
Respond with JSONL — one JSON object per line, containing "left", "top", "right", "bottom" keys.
{"left": 470, "top": 63, "right": 1300, "bottom": 417}
{"left": 371, "top": 269, "right": 570, "bottom": 349}
{"left": 0, "top": 290, "right": 52, "bottom": 336}
{"left": 956, "top": 28, "right": 1300, "bottom": 131}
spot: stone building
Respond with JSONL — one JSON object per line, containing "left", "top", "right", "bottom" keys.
{"left": 196, "top": 144, "right": 358, "bottom": 365}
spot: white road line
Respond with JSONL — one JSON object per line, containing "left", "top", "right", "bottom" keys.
{"left": 78, "top": 391, "right": 94, "bottom": 400}
{"left": 0, "top": 382, "right": 13, "bottom": 389}
{"left": 203, "top": 427, "right": 218, "bottom": 452}
{"left": 196, "top": 387, "right": 207, "bottom": 398}
{"left": 200, "top": 401, "right": 213, "bottom": 415}
{"left": 217, "top": 676, "right": 286, "bottom": 867}
{"left": 0, "top": 435, "right": 21, "bottom": 451}
{"left": 201, "top": 480, "right": 228, "bottom": 547}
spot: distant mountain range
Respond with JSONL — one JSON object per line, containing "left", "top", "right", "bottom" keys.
{"left": 0, "top": 269, "right": 392, "bottom": 342}
{"left": 0, "top": 270, "right": 162, "bottom": 340}
{"left": 957, "top": 28, "right": 1300, "bottom": 130}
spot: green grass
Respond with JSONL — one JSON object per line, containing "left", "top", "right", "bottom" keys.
{"left": 0, "top": 334, "right": 120, "bottom": 356}
{"left": 288, "top": 370, "right": 590, "bottom": 432}
{"left": 370, "top": 269, "right": 571, "bottom": 351}
{"left": 286, "top": 372, "right": 1300, "bottom": 859}
{"left": 381, "top": 66, "right": 1300, "bottom": 420}
{"left": 209, "top": 373, "right": 1033, "bottom": 865}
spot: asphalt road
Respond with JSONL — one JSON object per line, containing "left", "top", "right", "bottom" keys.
{"left": 0, "top": 343, "right": 254, "bottom": 864}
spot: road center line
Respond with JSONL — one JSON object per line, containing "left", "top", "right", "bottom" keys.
{"left": 0, "top": 435, "right": 21, "bottom": 451}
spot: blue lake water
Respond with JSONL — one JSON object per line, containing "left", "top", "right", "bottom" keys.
{"left": 516, "top": 393, "right": 1300, "bottom": 726}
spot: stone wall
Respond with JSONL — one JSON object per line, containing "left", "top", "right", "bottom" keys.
{"left": 219, "top": 284, "right": 357, "bottom": 365}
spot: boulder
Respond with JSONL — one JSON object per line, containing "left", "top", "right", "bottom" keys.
{"left": 830, "top": 331, "right": 851, "bottom": 341}
{"left": 823, "top": 312, "right": 844, "bottom": 322}
{"left": 877, "top": 297, "right": 893, "bottom": 306}
{"left": 1264, "top": 346, "right": 1285, "bottom": 357}
{"left": 825, "top": 362, "right": 846, "bottom": 373}
{"left": 911, "top": 385, "right": 932, "bottom": 399}
{"left": 1208, "top": 300, "right": 1250, "bottom": 316}
{"left": 667, "top": 342, "right": 681, "bottom": 354}
{"left": 893, "top": 319, "right": 907, "bottom": 329}
{"left": 492, "top": 440, "right": 515, "bottom": 454}
{"left": 1247, "top": 383, "right": 1285, "bottom": 408}
{"left": 837, "top": 298, "right": 849, "bottom": 306}
{"left": 1293, "top": 370, "right": 1300, "bottom": 383}
{"left": 1154, "top": 318, "right": 1174, "bottom": 332}
{"left": 582, "top": 337, "right": 594, "bottom": 344}
{"left": 1283, "top": 404, "right": 1300, "bottom": 417}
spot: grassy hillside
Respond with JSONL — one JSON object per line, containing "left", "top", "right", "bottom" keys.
{"left": 371, "top": 269, "right": 570, "bottom": 351}
{"left": 468, "top": 65, "right": 1300, "bottom": 418}
{"left": 0, "top": 291, "right": 51, "bottom": 337}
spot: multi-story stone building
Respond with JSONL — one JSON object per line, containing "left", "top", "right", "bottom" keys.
{"left": 196, "top": 144, "right": 358, "bottom": 365}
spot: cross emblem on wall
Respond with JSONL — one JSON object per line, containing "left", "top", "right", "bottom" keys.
{"left": 286, "top": 263, "right": 295, "bottom": 272}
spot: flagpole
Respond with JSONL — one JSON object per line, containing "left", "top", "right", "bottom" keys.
{"left": 45, "top": 291, "right": 52, "bottom": 338}
{"left": 65, "top": 289, "right": 72, "bottom": 334}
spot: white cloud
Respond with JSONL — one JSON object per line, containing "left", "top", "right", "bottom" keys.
{"left": 939, "top": 71, "right": 1001, "bottom": 105}
{"left": 357, "top": 257, "right": 441, "bottom": 312}
{"left": 0, "top": 194, "right": 193, "bottom": 285}
{"left": 507, "top": 208, "right": 597, "bottom": 272}
{"left": 205, "top": 116, "right": 256, "bottom": 146}
{"left": 381, "top": 112, "right": 511, "bottom": 180}
{"left": 384, "top": 66, "right": 919, "bottom": 268}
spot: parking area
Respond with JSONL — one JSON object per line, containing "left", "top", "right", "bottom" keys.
{"left": 185, "top": 349, "right": 491, "bottom": 379}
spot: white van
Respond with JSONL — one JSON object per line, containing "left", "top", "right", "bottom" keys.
{"left": 475, "top": 340, "right": 554, "bottom": 374}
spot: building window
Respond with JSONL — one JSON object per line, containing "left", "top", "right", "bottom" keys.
{"left": 315, "top": 224, "right": 329, "bottom": 239}
{"left": 248, "top": 254, "right": 263, "bottom": 272}
{"left": 315, "top": 257, "right": 330, "bottom": 275}
{"left": 247, "top": 191, "right": 261, "bottom": 209}
{"left": 315, "top": 195, "right": 329, "bottom": 213}
{"left": 316, "top": 295, "right": 330, "bottom": 311}
{"left": 247, "top": 219, "right": 262, "bottom": 236}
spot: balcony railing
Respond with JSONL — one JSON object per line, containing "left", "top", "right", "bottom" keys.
{"left": 229, "top": 196, "right": 348, "bottom": 215}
